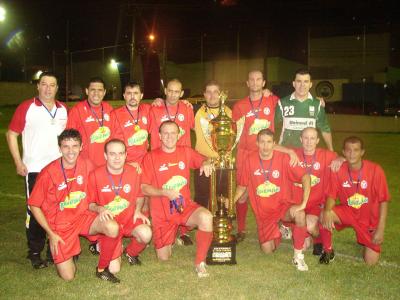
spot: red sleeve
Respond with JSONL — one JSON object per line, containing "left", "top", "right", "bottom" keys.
{"left": 66, "top": 105, "right": 81, "bottom": 131}
{"left": 188, "top": 106, "right": 195, "bottom": 129}
{"left": 9, "top": 100, "right": 32, "bottom": 133}
{"left": 141, "top": 153, "right": 154, "bottom": 185}
{"left": 269, "top": 95, "right": 279, "bottom": 106}
{"left": 109, "top": 110, "right": 124, "bottom": 140}
{"left": 87, "top": 171, "right": 98, "bottom": 204}
{"left": 373, "top": 165, "right": 390, "bottom": 203}
{"left": 286, "top": 155, "right": 307, "bottom": 183}
{"left": 232, "top": 101, "right": 242, "bottom": 122}
{"left": 238, "top": 157, "right": 249, "bottom": 187}
{"left": 327, "top": 169, "right": 339, "bottom": 199}
{"left": 27, "top": 170, "right": 49, "bottom": 207}
{"left": 148, "top": 108, "right": 160, "bottom": 150}
{"left": 188, "top": 147, "right": 206, "bottom": 169}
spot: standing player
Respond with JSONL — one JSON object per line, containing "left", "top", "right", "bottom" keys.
{"left": 88, "top": 139, "right": 152, "bottom": 281}
{"left": 27, "top": 129, "right": 120, "bottom": 281}
{"left": 110, "top": 81, "right": 150, "bottom": 165}
{"left": 193, "top": 80, "right": 232, "bottom": 208}
{"left": 67, "top": 77, "right": 113, "bottom": 167}
{"left": 292, "top": 127, "right": 337, "bottom": 254}
{"left": 234, "top": 129, "right": 311, "bottom": 271}
{"left": 6, "top": 72, "right": 68, "bottom": 269}
{"left": 320, "top": 136, "right": 390, "bottom": 265}
{"left": 141, "top": 121, "right": 214, "bottom": 278}
{"left": 275, "top": 69, "right": 333, "bottom": 150}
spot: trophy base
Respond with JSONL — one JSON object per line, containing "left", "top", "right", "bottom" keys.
{"left": 206, "top": 239, "right": 237, "bottom": 265}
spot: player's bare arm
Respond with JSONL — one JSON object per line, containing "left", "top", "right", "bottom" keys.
{"left": 233, "top": 186, "right": 247, "bottom": 204}
{"left": 321, "top": 131, "right": 334, "bottom": 152}
{"left": 133, "top": 197, "right": 151, "bottom": 225}
{"left": 322, "top": 197, "right": 337, "bottom": 231}
{"left": 372, "top": 201, "right": 388, "bottom": 245}
{"left": 6, "top": 130, "right": 28, "bottom": 176}
{"left": 273, "top": 144, "right": 300, "bottom": 167}
{"left": 88, "top": 203, "right": 114, "bottom": 222}
{"left": 289, "top": 173, "right": 311, "bottom": 218}
{"left": 30, "top": 206, "right": 65, "bottom": 256}
{"left": 330, "top": 156, "right": 346, "bottom": 172}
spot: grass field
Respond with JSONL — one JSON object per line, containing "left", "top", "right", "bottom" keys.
{"left": 0, "top": 105, "right": 399, "bottom": 300}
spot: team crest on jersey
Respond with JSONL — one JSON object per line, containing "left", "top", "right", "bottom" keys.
{"left": 263, "top": 107, "right": 270, "bottom": 115}
{"left": 159, "top": 164, "right": 168, "bottom": 171}
{"left": 313, "top": 162, "right": 320, "bottom": 170}
{"left": 360, "top": 180, "right": 368, "bottom": 189}
{"left": 124, "top": 120, "right": 133, "bottom": 128}
{"left": 309, "top": 106, "right": 315, "bottom": 117}
{"left": 342, "top": 181, "right": 351, "bottom": 188}
{"left": 104, "top": 114, "right": 110, "bottom": 121}
{"left": 272, "top": 170, "right": 280, "bottom": 178}
{"left": 177, "top": 114, "right": 184, "bottom": 121}
{"left": 85, "top": 116, "right": 95, "bottom": 123}
{"left": 123, "top": 184, "right": 131, "bottom": 193}
{"left": 77, "top": 175, "right": 83, "bottom": 185}
{"left": 142, "top": 116, "right": 148, "bottom": 124}
{"left": 178, "top": 161, "right": 185, "bottom": 170}
{"left": 101, "top": 185, "right": 112, "bottom": 192}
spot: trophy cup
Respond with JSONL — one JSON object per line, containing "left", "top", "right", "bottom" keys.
{"left": 202, "top": 91, "right": 244, "bottom": 265}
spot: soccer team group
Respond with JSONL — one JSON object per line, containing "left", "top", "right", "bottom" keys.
{"left": 6, "top": 69, "right": 390, "bottom": 283}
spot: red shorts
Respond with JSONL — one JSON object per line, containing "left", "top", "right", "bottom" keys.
{"left": 255, "top": 202, "right": 291, "bottom": 246}
{"left": 333, "top": 205, "right": 381, "bottom": 253}
{"left": 305, "top": 203, "right": 322, "bottom": 217}
{"left": 235, "top": 148, "right": 248, "bottom": 184}
{"left": 153, "top": 202, "right": 200, "bottom": 249}
{"left": 51, "top": 212, "right": 97, "bottom": 264}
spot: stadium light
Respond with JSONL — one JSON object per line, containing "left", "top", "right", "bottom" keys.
{"left": 110, "top": 59, "right": 118, "bottom": 70}
{"left": 148, "top": 34, "right": 155, "bottom": 42}
{"left": 0, "top": 6, "right": 6, "bottom": 22}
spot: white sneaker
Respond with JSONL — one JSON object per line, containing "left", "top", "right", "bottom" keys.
{"left": 293, "top": 253, "right": 309, "bottom": 271}
{"left": 280, "top": 224, "right": 292, "bottom": 240}
{"left": 195, "top": 262, "right": 209, "bottom": 278}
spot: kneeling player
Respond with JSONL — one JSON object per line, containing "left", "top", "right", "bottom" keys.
{"left": 88, "top": 139, "right": 152, "bottom": 281}
{"left": 28, "top": 129, "right": 120, "bottom": 281}
{"left": 320, "top": 136, "right": 390, "bottom": 265}
{"left": 141, "top": 121, "right": 214, "bottom": 278}
{"left": 234, "top": 129, "right": 311, "bottom": 271}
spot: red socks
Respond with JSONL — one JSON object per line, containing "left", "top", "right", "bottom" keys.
{"left": 318, "top": 224, "right": 333, "bottom": 252}
{"left": 236, "top": 201, "right": 248, "bottom": 233}
{"left": 179, "top": 226, "right": 189, "bottom": 236}
{"left": 125, "top": 237, "right": 146, "bottom": 257}
{"left": 293, "top": 226, "right": 308, "bottom": 250}
{"left": 98, "top": 235, "right": 120, "bottom": 270}
{"left": 195, "top": 230, "right": 213, "bottom": 265}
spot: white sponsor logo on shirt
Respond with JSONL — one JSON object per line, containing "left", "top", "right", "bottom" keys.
{"left": 58, "top": 182, "right": 67, "bottom": 191}
{"left": 161, "top": 115, "right": 170, "bottom": 122}
{"left": 85, "top": 116, "right": 95, "bottom": 123}
{"left": 124, "top": 120, "right": 134, "bottom": 128}
{"left": 254, "top": 169, "right": 262, "bottom": 176}
{"left": 342, "top": 181, "right": 351, "bottom": 188}
{"left": 101, "top": 185, "right": 112, "bottom": 192}
{"left": 159, "top": 164, "right": 168, "bottom": 171}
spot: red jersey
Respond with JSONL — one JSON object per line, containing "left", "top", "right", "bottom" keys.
{"left": 141, "top": 146, "right": 205, "bottom": 224}
{"left": 67, "top": 100, "right": 113, "bottom": 167}
{"left": 238, "top": 150, "right": 306, "bottom": 219}
{"left": 327, "top": 160, "right": 390, "bottom": 229}
{"left": 148, "top": 101, "right": 194, "bottom": 150}
{"left": 292, "top": 148, "right": 337, "bottom": 207}
{"left": 233, "top": 95, "right": 279, "bottom": 152}
{"left": 88, "top": 165, "right": 142, "bottom": 225}
{"left": 110, "top": 104, "right": 150, "bottom": 163}
{"left": 27, "top": 156, "right": 94, "bottom": 231}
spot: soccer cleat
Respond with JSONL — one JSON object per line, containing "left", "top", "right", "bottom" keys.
{"left": 125, "top": 253, "right": 142, "bottom": 266}
{"left": 96, "top": 267, "right": 120, "bottom": 283}
{"left": 280, "top": 224, "right": 292, "bottom": 240}
{"left": 293, "top": 253, "right": 309, "bottom": 271}
{"left": 319, "top": 250, "right": 335, "bottom": 264}
{"left": 235, "top": 232, "right": 246, "bottom": 244}
{"left": 312, "top": 243, "right": 323, "bottom": 256}
{"left": 88, "top": 243, "right": 100, "bottom": 255}
{"left": 176, "top": 234, "right": 193, "bottom": 246}
{"left": 195, "top": 262, "right": 209, "bottom": 278}
{"left": 28, "top": 253, "right": 47, "bottom": 269}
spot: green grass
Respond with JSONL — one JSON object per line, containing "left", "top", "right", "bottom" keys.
{"left": 0, "top": 105, "right": 400, "bottom": 299}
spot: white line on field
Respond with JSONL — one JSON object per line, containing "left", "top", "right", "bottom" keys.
{"left": 1, "top": 192, "right": 399, "bottom": 269}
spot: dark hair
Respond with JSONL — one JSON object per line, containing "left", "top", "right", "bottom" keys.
{"left": 257, "top": 129, "right": 274, "bottom": 141}
{"left": 38, "top": 71, "right": 58, "bottom": 84}
{"left": 124, "top": 81, "right": 142, "bottom": 93}
{"left": 294, "top": 68, "right": 312, "bottom": 80}
{"left": 343, "top": 136, "right": 364, "bottom": 150}
{"left": 58, "top": 129, "right": 82, "bottom": 146}
{"left": 159, "top": 120, "right": 179, "bottom": 134}
{"left": 104, "top": 139, "right": 126, "bottom": 154}
{"left": 203, "top": 80, "right": 220, "bottom": 92}
{"left": 88, "top": 77, "right": 106, "bottom": 89}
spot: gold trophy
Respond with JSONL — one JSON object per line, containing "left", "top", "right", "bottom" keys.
{"left": 202, "top": 91, "right": 244, "bottom": 265}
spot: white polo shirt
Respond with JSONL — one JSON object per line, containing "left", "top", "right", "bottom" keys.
{"left": 9, "top": 98, "right": 68, "bottom": 173}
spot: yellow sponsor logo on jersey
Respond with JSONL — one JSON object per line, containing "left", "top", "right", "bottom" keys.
{"left": 90, "top": 126, "right": 111, "bottom": 143}
{"left": 128, "top": 129, "right": 148, "bottom": 146}
{"left": 162, "top": 175, "right": 187, "bottom": 192}
{"left": 59, "top": 191, "right": 86, "bottom": 211}
{"left": 104, "top": 196, "right": 130, "bottom": 216}
{"left": 256, "top": 181, "right": 280, "bottom": 197}
{"left": 249, "top": 119, "right": 270, "bottom": 135}
{"left": 347, "top": 193, "right": 368, "bottom": 209}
